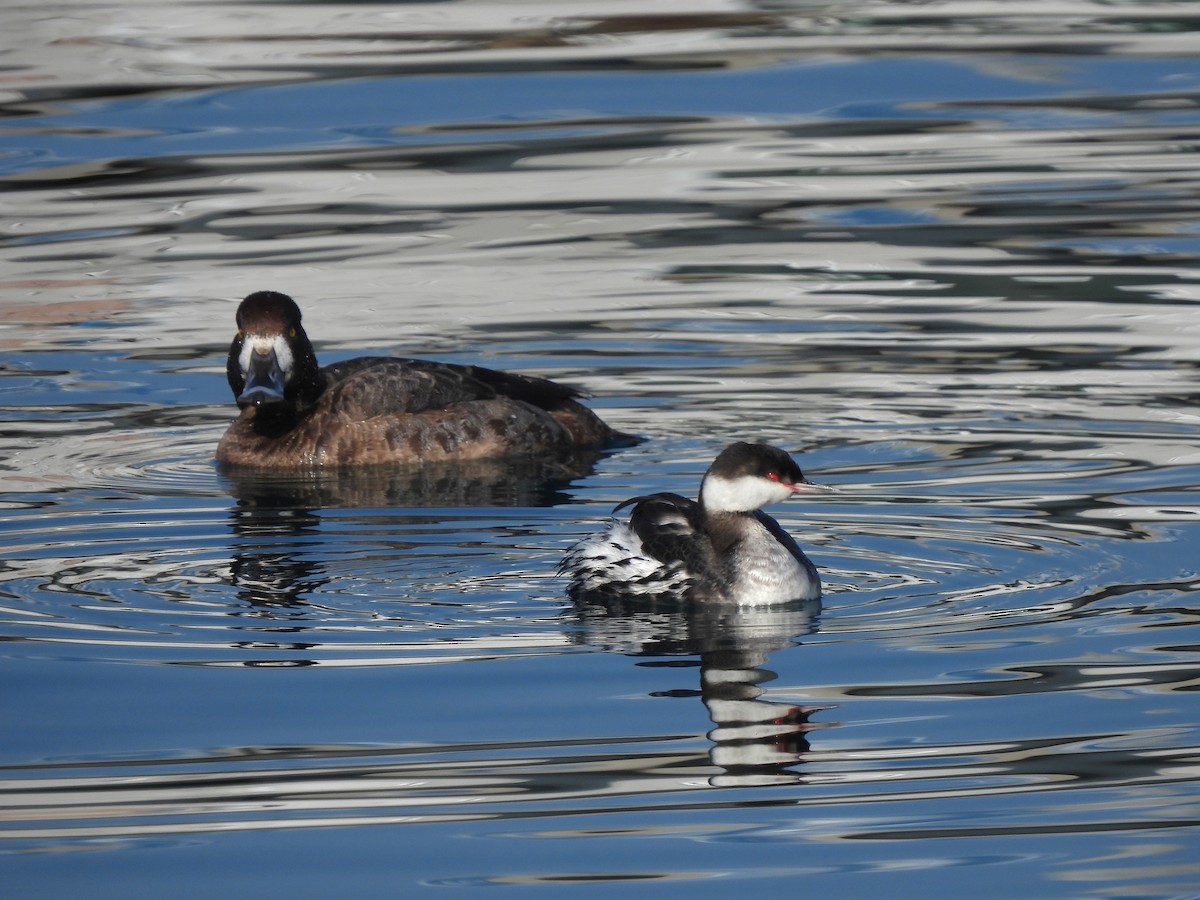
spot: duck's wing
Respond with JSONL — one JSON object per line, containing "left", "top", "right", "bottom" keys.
{"left": 454, "top": 360, "right": 586, "bottom": 407}
{"left": 319, "top": 357, "right": 585, "bottom": 418}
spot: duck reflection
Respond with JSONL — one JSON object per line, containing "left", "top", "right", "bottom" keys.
{"left": 567, "top": 596, "right": 825, "bottom": 786}
{"left": 221, "top": 451, "right": 609, "bottom": 611}
{"left": 219, "top": 449, "right": 608, "bottom": 509}
{"left": 227, "top": 501, "right": 325, "bottom": 610}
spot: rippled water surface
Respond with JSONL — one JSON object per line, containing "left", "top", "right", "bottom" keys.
{"left": 3, "top": 2, "right": 1200, "bottom": 897}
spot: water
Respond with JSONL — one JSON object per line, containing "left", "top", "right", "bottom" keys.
{"left": 3, "top": 2, "right": 1200, "bottom": 897}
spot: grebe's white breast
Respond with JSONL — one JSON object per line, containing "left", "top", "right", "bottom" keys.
{"left": 721, "top": 512, "right": 821, "bottom": 605}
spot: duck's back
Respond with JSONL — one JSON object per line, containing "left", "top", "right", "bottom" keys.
{"left": 321, "top": 357, "right": 583, "bottom": 415}
{"left": 219, "top": 356, "right": 618, "bottom": 468}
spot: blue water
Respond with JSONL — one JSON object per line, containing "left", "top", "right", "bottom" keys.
{"left": 15, "top": 56, "right": 1200, "bottom": 171}
{"left": 3, "top": 3, "right": 1200, "bottom": 897}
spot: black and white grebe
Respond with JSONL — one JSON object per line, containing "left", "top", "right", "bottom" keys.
{"left": 562, "top": 442, "right": 834, "bottom": 605}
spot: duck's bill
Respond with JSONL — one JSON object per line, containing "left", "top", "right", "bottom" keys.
{"left": 237, "top": 349, "right": 287, "bottom": 408}
{"left": 237, "top": 385, "right": 286, "bottom": 408}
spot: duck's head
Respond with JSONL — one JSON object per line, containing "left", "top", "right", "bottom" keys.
{"left": 227, "top": 291, "right": 322, "bottom": 412}
{"left": 699, "top": 441, "right": 834, "bottom": 513}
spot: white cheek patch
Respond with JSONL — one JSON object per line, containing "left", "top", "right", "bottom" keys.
{"left": 701, "top": 474, "right": 794, "bottom": 512}
{"left": 239, "top": 333, "right": 293, "bottom": 380}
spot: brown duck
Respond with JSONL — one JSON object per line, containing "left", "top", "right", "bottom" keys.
{"left": 217, "top": 291, "right": 629, "bottom": 468}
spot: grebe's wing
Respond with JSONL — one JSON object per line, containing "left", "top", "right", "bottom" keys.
{"left": 617, "top": 493, "right": 719, "bottom": 579}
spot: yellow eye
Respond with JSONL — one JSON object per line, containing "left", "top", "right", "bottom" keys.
{"left": 289, "top": 327, "right": 297, "bottom": 338}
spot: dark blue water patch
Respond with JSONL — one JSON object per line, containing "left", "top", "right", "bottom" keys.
{"left": 810, "top": 206, "right": 947, "bottom": 227}
{"left": 1038, "top": 235, "right": 1200, "bottom": 257}
{"left": 3, "top": 226, "right": 144, "bottom": 248}
{"left": 3, "top": 56, "right": 1199, "bottom": 178}
{"left": 0, "top": 352, "right": 222, "bottom": 408}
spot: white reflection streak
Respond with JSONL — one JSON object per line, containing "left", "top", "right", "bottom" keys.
{"left": 10, "top": 633, "right": 570, "bottom": 659}
{"left": 2, "top": 752, "right": 1189, "bottom": 842}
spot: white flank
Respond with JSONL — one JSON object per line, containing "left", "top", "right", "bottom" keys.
{"left": 563, "top": 521, "right": 688, "bottom": 596}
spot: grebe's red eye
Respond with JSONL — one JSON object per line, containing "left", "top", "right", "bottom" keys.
{"left": 765, "top": 471, "right": 780, "bottom": 481}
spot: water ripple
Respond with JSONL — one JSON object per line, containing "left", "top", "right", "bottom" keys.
{"left": 2, "top": 726, "right": 1194, "bottom": 843}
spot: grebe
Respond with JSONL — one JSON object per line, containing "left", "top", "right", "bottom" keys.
{"left": 562, "top": 442, "right": 833, "bottom": 605}
{"left": 217, "top": 291, "right": 630, "bottom": 468}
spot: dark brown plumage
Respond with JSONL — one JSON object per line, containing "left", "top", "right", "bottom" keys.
{"left": 217, "top": 291, "right": 630, "bottom": 468}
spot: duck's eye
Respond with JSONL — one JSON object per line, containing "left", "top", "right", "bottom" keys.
{"left": 288, "top": 327, "right": 297, "bottom": 338}
{"left": 765, "top": 470, "right": 780, "bottom": 481}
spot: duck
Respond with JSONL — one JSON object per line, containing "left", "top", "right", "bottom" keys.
{"left": 216, "top": 291, "right": 629, "bottom": 468}
{"left": 562, "top": 442, "right": 833, "bottom": 605}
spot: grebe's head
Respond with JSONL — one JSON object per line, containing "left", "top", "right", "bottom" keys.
{"left": 699, "top": 441, "right": 833, "bottom": 513}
